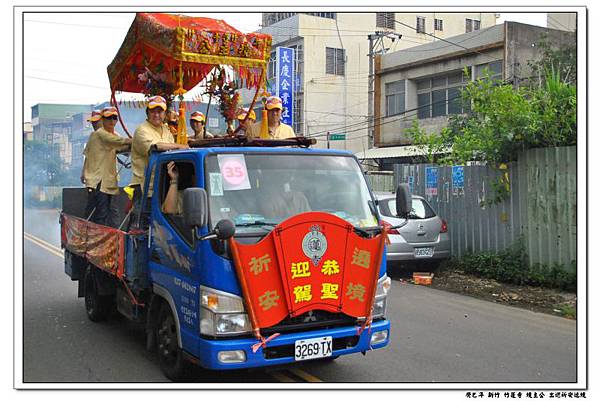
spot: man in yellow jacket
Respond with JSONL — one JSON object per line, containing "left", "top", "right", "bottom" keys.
{"left": 236, "top": 108, "right": 257, "bottom": 137}
{"left": 190, "top": 111, "right": 214, "bottom": 139}
{"left": 129, "top": 95, "right": 189, "bottom": 228}
{"left": 80, "top": 109, "right": 102, "bottom": 185}
{"left": 265, "top": 96, "right": 296, "bottom": 139}
{"left": 82, "top": 106, "right": 132, "bottom": 227}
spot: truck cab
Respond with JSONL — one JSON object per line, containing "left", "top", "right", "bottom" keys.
{"left": 62, "top": 144, "right": 395, "bottom": 381}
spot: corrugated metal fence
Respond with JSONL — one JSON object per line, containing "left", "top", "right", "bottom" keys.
{"left": 392, "top": 146, "right": 576, "bottom": 268}
{"left": 365, "top": 172, "right": 395, "bottom": 192}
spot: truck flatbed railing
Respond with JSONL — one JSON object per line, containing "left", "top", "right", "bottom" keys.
{"left": 187, "top": 136, "right": 317, "bottom": 149}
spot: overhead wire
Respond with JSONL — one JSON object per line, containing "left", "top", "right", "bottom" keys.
{"left": 24, "top": 19, "right": 129, "bottom": 30}
{"left": 307, "top": 91, "right": 466, "bottom": 139}
{"left": 547, "top": 15, "right": 572, "bottom": 32}
{"left": 305, "top": 19, "right": 506, "bottom": 137}
{"left": 25, "top": 76, "right": 108, "bottom": 90}
{"left": 393, "top": 18, "right": 503, "bottom": 63}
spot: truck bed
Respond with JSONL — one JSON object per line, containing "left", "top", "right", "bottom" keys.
{"left": 61, "top": 188, "right": 147, "bottom": 283}
{"left": 61, "top": 213, "right": 127, "bottom": 277}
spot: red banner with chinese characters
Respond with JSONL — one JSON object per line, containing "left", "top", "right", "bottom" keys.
{"left": 229, "top": 212, "right": 385, "bottom": 331}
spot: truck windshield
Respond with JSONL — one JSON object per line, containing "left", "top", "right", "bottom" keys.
{"left": 205, "top": 153, "right": 378, "bottom": 233}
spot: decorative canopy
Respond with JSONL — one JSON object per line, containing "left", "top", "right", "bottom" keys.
{"left": 107, "top": 13, "right": 272, "bottom": 94}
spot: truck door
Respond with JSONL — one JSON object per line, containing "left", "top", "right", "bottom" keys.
{"left": 148, "top": 156, "right": 200, "bottom": 334}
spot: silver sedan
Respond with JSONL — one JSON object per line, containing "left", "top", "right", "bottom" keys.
{"left": 375, "top": 192, "right": 450, "bottom": 267}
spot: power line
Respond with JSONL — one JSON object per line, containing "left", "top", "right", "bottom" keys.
{"left": 307, "top": 72, "right": 520, "bottom": 139}
{"left": 308, "top": 81, "right": 367, "bottom": 88}
{"left": 25, "top": 67, "right": 100, "bottom": 79}
{"left": 24, "top": 19, "right": 128, "bottom": 30}
{"left": 25, "top": 56, "right": 98, "bottom": 68}
{"left": 25, "top": 76, "right": 108, "bottom": 90}
{"left": 261, "top": 23, "right": 444, "bottom": 42}
{"left": 308, "top": 91, "right": 465, "bottom": 139}
{"left": 390, "top": 28, "right": 493, "bottom": 52}
{"left": 547, "top": 15, "right": 572, "bottom": 32}
{"left": 304, "top": 109, "right": 368, "bottom": 118}
{"left": 393, "top": 19, "right": 502, "bottom": 64}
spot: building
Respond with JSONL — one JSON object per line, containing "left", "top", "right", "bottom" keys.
{"left": 31, "top": 103, "right": 93, "bottom": 142}
{"left": 259, "top": 12, "right": 497, "bottom": 153}
{"left": 48, "top": 132, "right": 73, "bottom": 168}
{"left": 70, "top": 111, "right": 95, "bottom": 167}
{"left": 23, "top": 122, "right": 33, "bottom": 142}
{"left": 547, "top": 12, "right": 576, "bottom": 32}
{"left": 368, "top": 21, "right": 575, "bottom": 168}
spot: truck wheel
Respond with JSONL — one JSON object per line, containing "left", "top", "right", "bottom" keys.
{"left": 84, "top": 266, "right": 110, "bottom": 322}
{"left": 156, "top": 303, "right": 187, "bottom": 381}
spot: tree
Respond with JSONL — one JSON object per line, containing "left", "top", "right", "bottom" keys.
{"left": 408, "top": 71, "right": 576, "bottom": 166}
{"left": 527, "top": 36, "right": 576, "bottom": 87}
{"left": 24, "top": 141, "right": 61, "bottom": 185}
{"left": 407, "top": 70, "right": 576, "bottom": 205}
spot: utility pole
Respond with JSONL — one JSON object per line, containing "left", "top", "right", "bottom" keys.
{"left": 367, "top": 31, "right": 402, "bottom": 149}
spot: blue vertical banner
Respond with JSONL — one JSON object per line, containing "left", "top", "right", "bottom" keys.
{"left": 425, "top": 167, "right": 438, "bottom": 196}
{"left": 276, "top": 47, "right": 294, "bottom": 127}
{"left": 452, "top": 165, "right": 464, "bottom": 195}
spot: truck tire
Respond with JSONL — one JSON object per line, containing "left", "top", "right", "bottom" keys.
{"left": 84, "top": 266, "right": 111, "bottom": 322}
{"left": 156, "top": 303, "right": 187, "bottom": 381}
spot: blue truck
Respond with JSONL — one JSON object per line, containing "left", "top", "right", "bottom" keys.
{"left": 61, "top": 138, "right": 409, "bottom": 381}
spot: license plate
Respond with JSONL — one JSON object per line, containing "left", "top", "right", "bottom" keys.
{"left": 414, "top": 247, "right": 434, "bottom": 258}
{"left": 294, "top": 336, "right": 332, "bottom": 361}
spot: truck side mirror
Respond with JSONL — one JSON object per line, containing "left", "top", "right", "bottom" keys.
{"left": 183, "top": 187, "right": 208, "bottom": 227}
{"left": 198, "top": 219, "right": 236, "bottom": 241}
{"left": 395, "top": 183, "right": 411, "bottom": 218}
{"left": 214, "top": 219, "right": 235, "bottom": 240}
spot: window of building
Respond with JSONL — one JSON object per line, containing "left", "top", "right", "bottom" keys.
{"left": 417, "top": 93, "right": 430, "bottom": 119}
{"left": 434, "top": 18, "right": 443, "bottom": 31}
{"left": 376, "top": 12, "right": 395, "bottom": 29}
{"left": 326, "top": 47, "right": 345, "bottom": 76}
{"left": 466, "top": 18, "right": 481, "bottom": 33}
{"left": 416, "top": 71, "right": 469, "bottom": 119}
{"left": 431, "top": 89, "right": 446, "bottom": 117}
{"left": 385, "top": 80, "right": 405, "bottom": 117}
{"left": 416, "top": 16, "right": 426, "bottom": 33}
{"left": 293, "top": 95, "right": 303, "bottom": 135}
{"left": 267, "top": 51, "right": 276, "bottom": 81}
{"left": 474, "top": 60, "right": 503, "bottom": 81}
{"left": 306, "top": 12, "right": 336, "bottom": 20}
{"left": 262, "top": 12, "right": 336, "bottom": 27}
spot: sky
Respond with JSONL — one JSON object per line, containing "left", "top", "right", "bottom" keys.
{"left": 22, "top": 11, "right": 549, "bottom": 122}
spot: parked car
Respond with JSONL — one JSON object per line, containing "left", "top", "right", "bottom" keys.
{"left": 375, "top": 192, "right": 450, "bottom": 268}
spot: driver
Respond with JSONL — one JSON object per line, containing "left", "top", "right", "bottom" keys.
{"left": 161, "top": 161, "right": 184, "bottom": 214}
{"left": 260, "top": 170, "right": 311, "bottom": 220}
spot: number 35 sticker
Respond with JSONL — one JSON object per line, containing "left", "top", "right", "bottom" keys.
{"left": 217, "top": 154, "right": 251, "bottom": 191}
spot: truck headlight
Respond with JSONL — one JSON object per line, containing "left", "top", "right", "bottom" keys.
{"left": 201, "top": 286, "right": 245, "bottom": 313}
{"left": 200, "top": 286, "right": 252, "bottom": 336}
{"left": 372, "top": 275, "right": 391, "bottom": 319}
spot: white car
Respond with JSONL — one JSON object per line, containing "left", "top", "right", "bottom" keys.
{"left": 375, "top": 192, "right": 450, "bottom": 268}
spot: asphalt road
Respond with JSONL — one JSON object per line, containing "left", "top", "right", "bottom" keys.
{"left": 22, "top": 209, "right": 577, "bottom": 384}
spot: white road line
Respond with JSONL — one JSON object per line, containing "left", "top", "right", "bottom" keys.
{"left": 23, "top": 232, "right": 326, "bottom": 384}
{"left": 24, "top": 233, "right": 64, "bottom": 258}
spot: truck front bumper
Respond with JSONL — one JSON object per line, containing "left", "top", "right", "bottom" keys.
{"left": 187, "top": 319, "right": 390, "bottom": 370}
